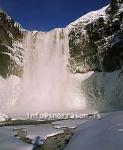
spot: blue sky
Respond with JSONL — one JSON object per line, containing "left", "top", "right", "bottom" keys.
{"left": 0, "top": 0, "right": 110, "bottom": 31}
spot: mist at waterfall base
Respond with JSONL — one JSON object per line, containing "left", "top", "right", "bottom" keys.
{"left": 6, "top": 28, "right": 93, "bottom": 118}
{"left": 1, "top": 28, "right": 120, "bottom": 118}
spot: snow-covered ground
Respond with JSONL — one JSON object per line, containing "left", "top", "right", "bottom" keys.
{"left": 53, "top": 119, "right": 87, "bottom": 129}
{"left": 0, "top": 126, "right": 31, "bottom": 150}
{"left": 64, "top": 111, "right": 123, "bottom": 150}
{"left": 21, "top": 124, "right": 64, "bottom": 139}
{"left": 0, "top": 124, "right": 64, "bottom": 150}
{"left": 0, "top": 118, "right": 89, "bottom": 150}
{"left": 1, "top": 111, "right": 123, "bottom": 150}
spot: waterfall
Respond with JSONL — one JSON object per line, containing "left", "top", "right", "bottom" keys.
{"left": 1, "top": 28, "right": 121, "bottom": 116}
{"left": 9, "top": 28, "right": 85, "bottom": 115}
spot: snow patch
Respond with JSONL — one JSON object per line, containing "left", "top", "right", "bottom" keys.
{"left": 68, "top": 5, "right": 109, "bottom": 29}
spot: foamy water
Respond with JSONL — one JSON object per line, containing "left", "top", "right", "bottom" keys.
{"left": 8, "top": 28, "right": 86, "bottom": 116}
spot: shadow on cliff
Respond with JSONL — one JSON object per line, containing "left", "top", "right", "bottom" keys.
{"left": 80, "top": 70, "right": 123, "bottom": 113}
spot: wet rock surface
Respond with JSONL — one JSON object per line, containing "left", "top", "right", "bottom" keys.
{"left": 19, "top": 127, "right": 75, "bottom": 150}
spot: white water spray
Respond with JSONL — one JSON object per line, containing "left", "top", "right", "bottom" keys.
{"left": 1, "top": 28, "right": 120, "bottom": 116}
{"left": 12, "top": 28, "right": 85, "bottom": 114}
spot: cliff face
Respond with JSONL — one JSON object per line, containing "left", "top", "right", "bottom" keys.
{"left": 67, "top": 0, "right": 123, "bottom": 111}
{"left": 0, "top": 0, "right": 123, "bottom": 112}
{"left": 0, "top": 10, "right": 23, "bottom": 78}
{"left": 1, "top": 0, "right": 122, "bottom": 78}
{"left": 68, "top": 0, "right": 123, "bottom": 73}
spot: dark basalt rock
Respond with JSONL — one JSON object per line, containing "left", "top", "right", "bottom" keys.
{"left": 108, "top": 0, "right": 123, "bottom": 15}
{"left": 0, "top": 0, "right": 123, "bottom": 78}
{"left": 0, "top": 10, "right": 23, "bottom": 78}
{"left": 68, "top": 0, "right": 123, "bottom": 74}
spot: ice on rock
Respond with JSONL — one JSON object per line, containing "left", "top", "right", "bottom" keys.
{"left": 68, "top": 5, "right": 109, "bottom": 29}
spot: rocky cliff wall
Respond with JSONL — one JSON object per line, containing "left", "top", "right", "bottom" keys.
{"left": 0, "top": 10, "right": 23, "bottom": 78}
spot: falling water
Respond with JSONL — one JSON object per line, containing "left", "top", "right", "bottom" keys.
{"left": 12, "top": 28, "right": 85, "bottom": 114}
{"left": 1, "top": 28, "right": 121, "bottom": 116}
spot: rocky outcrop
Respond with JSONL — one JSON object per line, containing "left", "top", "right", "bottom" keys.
{"left": 15, "top": 127, "right": 74, "bottom": 150}
{"left": 1, "top": 0, "right": 122, "bottom": 77}
{"left": 0, "top": 0, "right": 123, "bottom": 112}
{"left": 0, "top": 10, "right": 23, "bottom": 78}
{"left": 68, "top": 0, "right": 123, "bottom": 73}
{"left": 67, "top": 0, "right": 123, "bottom": 111}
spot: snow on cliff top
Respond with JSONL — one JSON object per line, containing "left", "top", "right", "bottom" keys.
{"left": 118, "top": 3, "right": 123, "bottom": 13}
{"left": 68, "top": 5, "right": 109, "bottom": 29}
{"left": 0, "top": 9, "right": 24, "bottom": 32}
